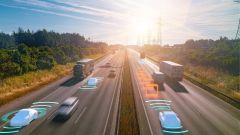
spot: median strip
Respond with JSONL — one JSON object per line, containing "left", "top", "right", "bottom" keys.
{"left": 119, "top": 51, "right": 140, "bottom": 135}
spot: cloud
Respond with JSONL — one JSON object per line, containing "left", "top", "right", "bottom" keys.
{"left": 1, "top": 0, "right": 239, "bottom": 44}
{"left": 14, "top": 0, "right": 126, "bottom": 21}
{"left": 0, "top": 3, "right": 116, "bottom": 25}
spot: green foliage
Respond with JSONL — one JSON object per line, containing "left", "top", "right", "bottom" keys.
{"left": 0, "top": 28, "right": 108, "bottom": 79}
{"left": 0, "top": 32, "right": 15, "bottom": 48}
{"left": 52, "top": 48, "right": 68, "bottom": 65}
{"left": 1, "top": 27, "right": 108, "bottom": 49}
{"left": 0, "top": 62, "right": 21, "bottom": 79}
{"left": 36, "top": 54, "right": 56, "bottom": 70}
{"left": 143, "top": 37, "right": 240, "bottom": 99}
{"left": 144, "top": 37, "right": 240, "bottom": 75}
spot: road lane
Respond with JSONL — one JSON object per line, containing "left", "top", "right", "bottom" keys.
{"left": 0, "top": 51, "right": 123, "bottom": 135}
{"left": 25, "top": 50, "right": 124, "bottom": 135}
{"left": 128, "top": 49, "right": 240, "bottom": 135}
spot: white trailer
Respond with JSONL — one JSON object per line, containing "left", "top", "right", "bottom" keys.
{"left": 160, "top": 61, "right": 183, "bottom": 81}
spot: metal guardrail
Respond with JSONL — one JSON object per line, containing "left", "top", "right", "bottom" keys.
{"left": 145, "top": 55, "right": 240, "bottom": 110}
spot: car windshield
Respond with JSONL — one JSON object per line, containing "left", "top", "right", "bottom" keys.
{"left": 165, "top": 114, "right": 178, "bottom": 122}
{"left": 14, "top": 110, "right": 29, "bottom": 118}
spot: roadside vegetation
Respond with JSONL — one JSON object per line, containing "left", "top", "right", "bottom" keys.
{"left": 142, "top": 37, "right": 240, "bottom": 101}
{"left": 119, "top": 51, "right": 140, "bottom": 135}
{"left": 0, "top": 28, "right": 108, "bottom": 79}
{"left": 0, "top": 28, "right": 108, "bottom": 106}
{"left": 0, "top": 63, "right": 72, "bottom": 105}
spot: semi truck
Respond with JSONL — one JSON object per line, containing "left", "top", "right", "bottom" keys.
{"left": 160, "top": 61, "right": 183, "bottom": 81}
{"left": 73, "top": 59, "right": 94, "bottom": 79}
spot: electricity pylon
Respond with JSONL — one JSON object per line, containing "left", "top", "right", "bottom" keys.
{"left": 235, "top": 18, "right": 240, "bottom": 40}
{"left": 157, "top": 18, "right": 162, "bottom": 46}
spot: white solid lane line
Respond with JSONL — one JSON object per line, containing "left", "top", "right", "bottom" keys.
{"left": 102, "top": 68, "right": 122, "bottom": 135}
{"left": 74, "top": 107, "right": 87, "bottom": 124}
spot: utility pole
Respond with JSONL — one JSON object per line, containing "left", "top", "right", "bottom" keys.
{"left": 157, "top": 17, "right": 162, "bottom": 46}
{"left": 147, "top": 30, "right": 151, "bottom": 45}
{"left": 137, "top": 34, "right": 140, "bottom": 46}
{"left": 235, "top": 18, "right": 240, "bottom": 40}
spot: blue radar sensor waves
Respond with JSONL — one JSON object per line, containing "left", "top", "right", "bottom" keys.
{"left": 0, "top": 101, "right": 59, "bottom": 134}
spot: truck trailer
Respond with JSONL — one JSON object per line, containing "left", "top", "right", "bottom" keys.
{"left": 159, "top": 61, "right": 183, "bottom": 81}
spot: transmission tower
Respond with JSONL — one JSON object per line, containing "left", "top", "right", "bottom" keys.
{"left": 235, "top": 19, "right": 240, "bottom": 40}
{"left": 157, "top": 18, "right": 162, "bottom": 46}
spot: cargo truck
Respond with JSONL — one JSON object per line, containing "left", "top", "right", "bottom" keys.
{"left": 160, "top": 61, "right": 183, "bottom": 81}
{"left": 73, "top": 59, "right": 94, "bottom": 79}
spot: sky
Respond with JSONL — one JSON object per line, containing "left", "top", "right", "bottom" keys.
{"left": 0, "top": 0, "right": 239, "bottom": 45}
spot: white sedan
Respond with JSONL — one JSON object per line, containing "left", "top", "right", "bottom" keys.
{"left": 159, "top": 111, "right": 182, "bottom": 130}
{"left": 10, "top": 109, "right": 38, "bottom": 127}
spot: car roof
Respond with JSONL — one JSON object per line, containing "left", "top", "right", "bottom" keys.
{"left": 77, "top": 59, "right": 93, "bottom": 63}
{"left": 62, "top": 97, "right": 78, "bottom": 106}
{"left": 162, "top": 61, "right": 183, "bottom": 67}
{"left": 154, "top": 71, "right": 164, "bottom": 75}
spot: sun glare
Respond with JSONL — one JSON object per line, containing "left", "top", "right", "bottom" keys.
{"left": 123, "top": 0, "right": 191, "bottom": 45}
{"left": 135, "top": 20, "right": 152, "bottom": 33}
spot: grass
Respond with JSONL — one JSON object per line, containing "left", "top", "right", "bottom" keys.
{"left": 0, "top": 63, "right": 73, "bottom": 106}
{"left": 184, "top": 65, "right": 240, "bottom": 100}
{"left": 119, "top": 51, "right": 140, "bottom": 135}
{"left": 0, "top": 53, "right": 105, "bottom": 106}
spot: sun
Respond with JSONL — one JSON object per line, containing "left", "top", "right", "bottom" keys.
{"left": 121, "top": 0, "right": 191, "bottom": 45}
{"left": 129, "top": 16, "right": 158, "bottom": 36}
{"left": 135, "top": 20, "right": 151, "bottom": 33}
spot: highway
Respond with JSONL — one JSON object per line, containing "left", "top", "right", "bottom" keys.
{"left": 128, "top": 49, "right": 240, "bottom": 135}
{"left": 0, "top": 50, "right": 124, "bottom": 135}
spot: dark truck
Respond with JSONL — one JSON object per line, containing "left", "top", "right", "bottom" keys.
{"left": 73, "top": 59, "right": 94, "bottom": 79}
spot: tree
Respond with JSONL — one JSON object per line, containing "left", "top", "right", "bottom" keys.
{"left": 53, "top": 47, "right": 68, "bottom": 65}
{"left": 36, "top": 52, "right": 56, "bottom": 70}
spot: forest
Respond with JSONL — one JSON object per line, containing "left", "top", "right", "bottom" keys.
{"left": 0, "top": 28, "right": 108, "bottom": 79}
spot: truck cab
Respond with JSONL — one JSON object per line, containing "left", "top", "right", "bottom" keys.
{"left": 152, "top": 71, "right": 165, "bottom": 85}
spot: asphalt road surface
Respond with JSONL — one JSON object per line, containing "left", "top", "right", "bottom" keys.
{"left": 0, "top": 50, "right": 124, "bottom": 135}
{"left": 128, "top": 49, "right": 240, "bottom": 135}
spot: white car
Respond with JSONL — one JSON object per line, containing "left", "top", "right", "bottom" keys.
{"left": 10, "top": 109, "right": 38, "bottom": 127}
{"left": 87, "top": 78, "right": 98, "bottom": 86}
{"left": 159, "top": 111, "right": 182, "bottom": 129}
